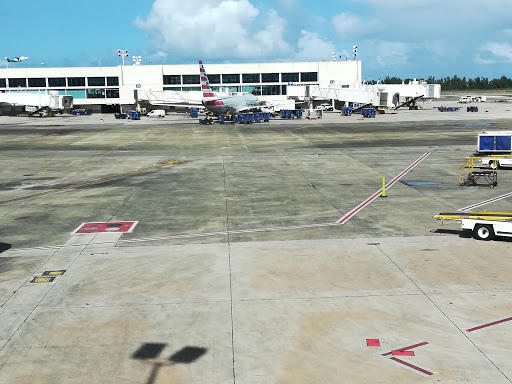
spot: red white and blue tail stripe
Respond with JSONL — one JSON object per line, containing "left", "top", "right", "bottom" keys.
{"left": 199, "top": 60, "right": 216, "bottom": 99}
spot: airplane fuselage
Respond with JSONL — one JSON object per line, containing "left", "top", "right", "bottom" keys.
{"left": 204, "top": 94, "right": 261, "bottom": 115}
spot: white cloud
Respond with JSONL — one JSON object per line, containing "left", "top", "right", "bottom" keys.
{"left": 474, "top": 55, "right": 495, "bottom": 65}
{"left": 481, "top": 42, "right": 512, "bottom": 62}
{"left": 276, "top": 0, "right": 299, "bottom": 9}
{"left": 293, "top": 30, "right": 336, "bottom": 62}
{"left": 135, "top": 0, "right": 290, "bottom": 60}
{"left": 332, "top": 13, "right": 380, "bottom": 39}
{"left": 373, "top": 41, "right": 409, "bottom": 67}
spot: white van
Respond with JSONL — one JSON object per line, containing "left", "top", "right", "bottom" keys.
{"left": 147, "top": 109, "right": 165, "bottom": 118}
{"left": 459, "top": 96, "right": 472, "bottom": 103}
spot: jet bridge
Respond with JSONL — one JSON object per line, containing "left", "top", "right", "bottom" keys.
{"left": 287, "top": 81, "right": 440, "bottom": 108}
{"left": 0, "top": 91, "right": 73, "bottom": 115}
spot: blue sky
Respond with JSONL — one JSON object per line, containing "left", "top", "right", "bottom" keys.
{"left": 2, "top": 0, "right": 512, "bottom": 80}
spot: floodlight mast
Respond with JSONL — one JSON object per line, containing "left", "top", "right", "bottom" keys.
{"left": 117, "top": 49, "right": 129, "bottom": 66}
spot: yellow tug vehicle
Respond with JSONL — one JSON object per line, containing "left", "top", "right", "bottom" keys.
{"left": 433, "top": 211, "right": 512, "bottom": 241}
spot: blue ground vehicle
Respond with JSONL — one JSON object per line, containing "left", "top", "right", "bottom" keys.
{"left": 72, "top": 108, "right": 92, "bottom": 115}
{"left": 361, "top": 108, "right": 376, "bottom": 118}
{"left": 438, "top": 106, "right": 460, "bottom": 112}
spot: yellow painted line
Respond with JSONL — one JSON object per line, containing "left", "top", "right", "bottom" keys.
{"left": 46, "top": 271, "right": 65, "bottom": 276}
{"left": 0, "top": 160, "right": 184, "bottom": 205}
{"left": 32, "top": 277, "right": 53, "bottom": 283}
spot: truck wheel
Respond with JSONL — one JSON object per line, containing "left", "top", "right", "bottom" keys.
{"left": 474, "top": 225, "right": 494, "bottom": 240}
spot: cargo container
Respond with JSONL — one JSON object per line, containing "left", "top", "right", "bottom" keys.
{"left": 476, "top": 131, "right": 512, "bottom": 154}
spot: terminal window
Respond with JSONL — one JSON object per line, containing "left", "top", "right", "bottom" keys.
{"left": 281, "top": 73, "right": 299, "bottom": 83}
{"left": 0, "top": 79, "right": 6, "bottom": 88}
{"left": 301, "top": 72, "right": 318, "bottom": 82}
{"left": 86, "top": 88, "right": 105, "bottom": 98}
{"left": 28, "top": 78, "right": 46, "bottom": 87}
{"left": 163, "top": 75, "right": 181, "bottom": 85}
{"left": 224, "top": 85, "right": 240, "bottom": 92}
{"left": 88, "top": 77, "right": 105, "bottom": 86}
{"left": 68, "top": 77, "right": 86, "bottom": 87}
{"left": 242, "top": 74, "right": 260, "bottom": 83}
{"left": 8, "top": 78, "right": 27, "bottom": 88}
{"left": 107, "top": 77, "right": 119, "bottom": 86}
{"left": 182, "top": 75, "right": 200, "bottom": 85}
{"left": 106, "top": 89, "right": 119, "bottom": 98}
{"left": 66, "top": 89, "right": 86, "bottom": 99}
{"left": 182, "top": 86, "right": 201, "bottom": 91}
{"left": 242, "top": 86, "right": 261, "bottom": 95}
{"left": 48, "top": 78, "right": 66, "bottom": 87}
{"left": 262, "top": 73, "right": 279, "bottom": 83}
{"left": 222, "top": 74, "right": 240, "bottom": 84}
{"left": 208, "top": 74, "right": 221, "bottom": 84}
{"left": 261, "top": 85, "right": 280, "bottom": 95}
{"left": 164, "top": 87, "right": 181, "bottom": 91}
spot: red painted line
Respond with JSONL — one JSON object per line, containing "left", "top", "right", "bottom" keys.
{"left": 466, "top": 316, "right": 512, "bottom": 332}
{"left": 385, "top": 152, "right": 431, "bottom": 189}
{"left": 118, "top": 222, "right": 342, "bottom": 244}
{"left": 366, "top": 339, "right": 380, "bottom": 347}
{"left": 390, "top": 357, "right": 433, "bottom": 376}
{"left": 382, "top": 342, "right": 428, "bottom": 356}
{"left": 337, "top": 189, "right": 382, "bottom": 224}
{"left": 335, "top": 152, "right": 430, "bottom": 224}
{"left": 392, "top": 350, "right": 415, "bottom": 356}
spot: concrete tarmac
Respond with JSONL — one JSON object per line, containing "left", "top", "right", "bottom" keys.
{"left": 1, "top": 98, "right": 512, "bottom": 383}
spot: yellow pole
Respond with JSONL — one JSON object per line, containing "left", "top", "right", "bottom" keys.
{"left": 381, "top": 176, "right": 387, "bottom": 197}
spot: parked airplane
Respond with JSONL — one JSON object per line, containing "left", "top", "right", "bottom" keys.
{"left": 199, "top": 60, "right": 262, "bottom": 115}
{"left": 5, "top": 56, "right": 28, "bottom": 62}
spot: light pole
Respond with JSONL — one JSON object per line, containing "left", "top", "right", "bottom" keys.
{"left": 132, "top": 56, "right": 142, "bottom": 65}
{"left": 118, "top": 49, "right": 129, "bottom": 65}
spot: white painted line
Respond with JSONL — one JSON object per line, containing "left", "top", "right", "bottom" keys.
{"left": 457, "top": 191, "right": 512, "bottom": 212}
{"left": 336, "top": 152, "right": 431, "bottom": 224}
{"left": 117, "top": 222, "right": 341, "bottom": 244}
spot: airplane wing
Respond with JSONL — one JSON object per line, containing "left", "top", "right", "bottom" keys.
{"left": 236, "top": 105, "right": 262, "bottom": 113}
{"left": 149, "top": 101, "right": 205, "bottom": 110}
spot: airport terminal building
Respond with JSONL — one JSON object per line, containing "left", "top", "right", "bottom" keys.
{"left": 0, "top": 61, "right": 362, "bottom": 113}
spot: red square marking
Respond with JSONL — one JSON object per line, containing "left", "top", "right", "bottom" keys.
{"left": 74, "top": 221, "right": 138, "bottom": 234}
{"left": 392, "top": 350, "right": 415, "bottom": 356}
{"left": 366, "top": 339, "right": 381, "bottom": 347}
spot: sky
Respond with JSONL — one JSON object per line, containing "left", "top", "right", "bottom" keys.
{"left": 2, "top": 0, "right": 512, "bottom": 80}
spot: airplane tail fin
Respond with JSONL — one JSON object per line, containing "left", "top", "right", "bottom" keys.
{"left": 199, "top": 60, "right": 216, "bottom": 101}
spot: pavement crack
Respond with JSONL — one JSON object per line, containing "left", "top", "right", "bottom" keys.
{"left": 222, "top": 156, "right": 236, "bottom": 384}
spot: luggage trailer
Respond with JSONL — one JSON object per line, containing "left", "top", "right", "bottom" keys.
{"left": 433, "top": 212, "right": 512, "bottom": 240}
